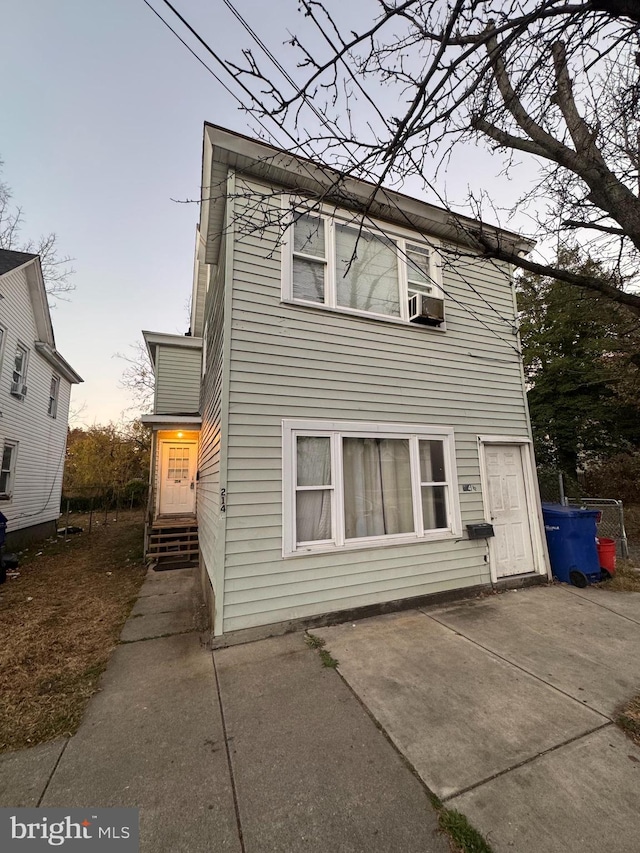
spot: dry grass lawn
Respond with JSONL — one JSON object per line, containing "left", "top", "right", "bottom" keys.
{"left": 618, "top": 696, "right": 640, "bottom": 749}
{"left": 598, "top": 560, "right": 640, "bottom": 592}
{"left": 0, "top": 511, "right": 147, "bottom": 753}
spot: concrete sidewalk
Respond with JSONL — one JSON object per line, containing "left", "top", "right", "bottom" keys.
{"left": 0, "top": 568, "right": 448, "bottom": 852}
{"left": 316, "top": 584, "right": 640, "bottom": 853}
{"left": 5, "top": 569, "right": 640, "bottom": 852}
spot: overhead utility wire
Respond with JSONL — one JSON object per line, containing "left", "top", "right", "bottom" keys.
{"left": 141, "top": 0, "right": 522, "bottom": 353}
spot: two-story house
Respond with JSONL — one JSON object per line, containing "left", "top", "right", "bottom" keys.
{"left": 0, "top": 250, "right": 82, "bottom": 547}
{"left": 142, "top": 124, "right": 549, "bottom": 639}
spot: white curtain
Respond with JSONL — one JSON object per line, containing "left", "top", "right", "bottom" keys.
{"left": 343, "top": 438, "right": 413, "bottom": 539}
{"left": 296, "top": 436, "right": 332, "bottom": 542}
{"left": 335, "top": 224, "right": 400, "bottom": 316}
{"left": 422, "top": 486, "right": 447, "bottom": 530}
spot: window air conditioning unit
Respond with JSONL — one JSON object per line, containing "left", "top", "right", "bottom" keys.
{"left": 10, "top": 382, "right": 27, "bottom": 399}
{"left": 408, "top": 293, "right": 445, "bottom": 326}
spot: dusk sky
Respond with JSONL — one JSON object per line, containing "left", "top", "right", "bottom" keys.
{"left": 1, "top": 0, "right": 535, "bottom": 425}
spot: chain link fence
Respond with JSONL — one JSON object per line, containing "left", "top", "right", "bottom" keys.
{"left": 537, "top": 469, "right": 631, "bottom": 560}
{"left": 59, "top": 482, "right": 149, "bottom": 537}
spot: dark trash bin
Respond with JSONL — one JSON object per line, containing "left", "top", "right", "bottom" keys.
{"left": 0, "top": 511, "right": 6, "bottom": 585}
{"left": 542, "top": 503, "right": 601, "bottom": 587}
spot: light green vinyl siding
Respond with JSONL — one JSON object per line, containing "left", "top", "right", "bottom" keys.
{"left": 197, "top": 239, "right": 227, "bottom": 630}
{"left": 155, "top": 346, "right": 201, "bottom": 414}
{"left": 215, "top": 176, "right": 531, "bottom": 633}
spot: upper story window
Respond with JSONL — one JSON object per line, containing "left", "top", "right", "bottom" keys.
{"left": 11, "top": 343, "right": 28, "bottom": 398}
{"left": 283, "top": 420, "right": 461, "bottom": 557}
{"left": 284, "top": 207, "right": 444, "bottom": 327}
{"left": 48, "top": 375, "right": 60, "bottom": 418}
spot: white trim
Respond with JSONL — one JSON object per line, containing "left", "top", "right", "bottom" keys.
{"left": 281, "top": 199, "right": 446, "bottom": 330}
{"left": 11, "top": 341, "right": 29, "bottom": 396}
{"left": 477, "top": 434, "right": 531, "bottom": 445}
{"left": 477, "top": 436, "right": 549, "bottom": 583}
{"left": 0, "top": 439, "right": 18, "bottom": 499}
{"left": 282, "top": 419, "right": 461, "bottom": 558}
{"left": 204, "top": 124, "right": 535, "bottom": 256}
{"left": 142, "top": 331, "right": 204, "bottom": 350}
{"left": 141, "top": 415, "right": 202, "bottom": 426}
{"left": 202, "top": 321, "right": 209, "bottom": 378}
{"left": 0, "top": 324, "right": 6, "bottom": 379}
{"left": 33, "top": 341, "right": 83, "bottom": 384}
{"left": 214, "top": 167, "right": 236, "bottom": 638}
{"left": 48, "top": 374, "right": 60, "bottom": 419}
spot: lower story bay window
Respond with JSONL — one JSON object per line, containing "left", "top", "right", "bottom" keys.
{"left": 284, "top": 421, "right": 461, "bottom": 555}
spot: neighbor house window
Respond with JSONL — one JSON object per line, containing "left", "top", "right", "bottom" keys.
{"left": 284, "top": 206, "right": 444, "bottom": 324}
{"left": 0, "top": 441, "right": 17, "bottom": 498}
{"left": 284, "top": 420, "right": 460, "bottom": 555}
{"left": 12, "top": 343, "right": 28, "bottom": 392}
{"left": 48, "top": 375, "right": 60, "bottom": 418}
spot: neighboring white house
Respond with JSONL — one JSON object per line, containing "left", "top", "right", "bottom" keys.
{"left": 0, "top": 250, "right": 82, "bottom": 547}
{"left": 142, "top": 124, "right": 549, "bottom": 638}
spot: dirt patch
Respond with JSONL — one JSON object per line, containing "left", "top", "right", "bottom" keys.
{"left": 0, "top": 511, "right": 146, "bottom": 753}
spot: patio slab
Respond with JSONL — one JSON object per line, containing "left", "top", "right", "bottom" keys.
{"left": 430, "top": 586, "right": 640, "bottom": 717}
{"left": 315, "top": 609, "right": 605, "bottom": 799}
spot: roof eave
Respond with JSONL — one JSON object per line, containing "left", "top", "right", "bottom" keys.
{"left": 202, "top": 123, "right": 536, "bottom": 263}
{"left": 34, "top": 342, "right": 83, "bottom": 384}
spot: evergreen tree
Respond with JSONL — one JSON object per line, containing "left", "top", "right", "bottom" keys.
{"left": 518, "top": 250, "right": 640, "bottom": 480}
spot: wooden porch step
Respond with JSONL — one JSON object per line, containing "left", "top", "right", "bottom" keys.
{"left": 152, "top": 516, "right": 197, "bottom": 529}
{"left": 150, "top": 548, "right": 200, "bottom": 558}
{"left": 148, "top": 543, "right": 200, "bottom": 554}
{"left": 145, "top": 515, "right": 199, "bottom": 565}
{"left": 149, "top": 531, "right": 199, "bottom": 542}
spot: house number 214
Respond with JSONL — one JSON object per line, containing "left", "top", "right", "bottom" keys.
{"left": 220, "top": 488, "right": 226, "bottom": 513}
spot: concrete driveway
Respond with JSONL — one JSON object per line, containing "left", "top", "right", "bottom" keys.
{"left": 316, "top": 584, "right": 640, "bottom": 853}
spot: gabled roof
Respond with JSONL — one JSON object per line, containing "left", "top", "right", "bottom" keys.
{"left": 0, "top": 249, "right": 38, "bottom": 277}
{"left": 0, "top": 249, "right": 82, "bottom": 384}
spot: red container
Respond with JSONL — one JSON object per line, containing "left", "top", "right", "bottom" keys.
{"left": 596, "top": 537, "right": 616, "bottom": 576}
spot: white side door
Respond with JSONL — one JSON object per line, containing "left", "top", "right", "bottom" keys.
{"left": 159, "top": 441, "right": 197, "bottom": 516}
{"left": 484, "top": 444, "right": 535, "bottom": 578}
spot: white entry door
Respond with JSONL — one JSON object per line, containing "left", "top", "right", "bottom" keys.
{"left": 159, "top": 441, "right": 197, "bottom": 516}
{"left": 484, "top": 444, "right": 535, "bottom": 578}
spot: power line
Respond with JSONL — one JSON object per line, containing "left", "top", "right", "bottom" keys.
{"left": 140, "top": 0, "right": 523, "bottom": 355}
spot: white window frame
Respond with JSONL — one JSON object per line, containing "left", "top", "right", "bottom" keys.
{"left": 0, "top": 325, "right": 6, "bottom": 374}
{"left": 48, "top": 374, "right": 60, "bottom": 418}
{"left": 282, "top": 419, "right": 461, "bottom": 557}
{"left": 0, "top": 440, "right": 18, "bottom": 499}
{"left": 12, "top": 342, "right": 28, "bottom": 388}
{"left": 281, "top": 200, "right": 445, "bottom": 328}
{"left": 202, "top": 321, "right": 209, "bottom": 378}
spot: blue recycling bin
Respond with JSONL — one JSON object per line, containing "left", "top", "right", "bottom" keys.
{"left": 542, "top": 503, "right": 601, "bottom": 587}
